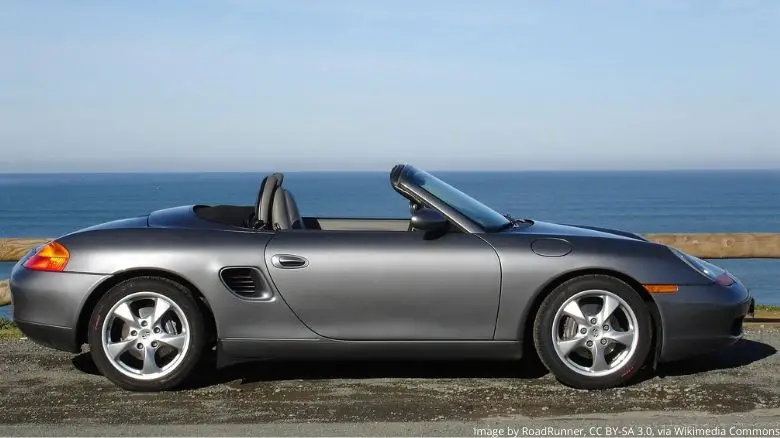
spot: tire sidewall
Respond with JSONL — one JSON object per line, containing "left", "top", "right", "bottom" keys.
{"left": 533, "top": 275, "right": 652, "bottom": 389}
{"left": 87, "top": 277, "right": 206, "bottom": 391}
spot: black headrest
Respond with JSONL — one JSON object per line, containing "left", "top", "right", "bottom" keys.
{"left": 256, "top": 173, "right": 284, "bottom": 227}
{"left": 284, "top": 189, "right": 304, "bottom": 230}
{"left": 271, "top": 187, "right": 291, "bottom": 230}
{"left": 254, "top": 175, "right": 269, "bottom": 212}
{"left": 271, "top": 187, "right": 305, "bottom": 230}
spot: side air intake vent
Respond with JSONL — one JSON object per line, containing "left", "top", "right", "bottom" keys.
{"left": 219, "top": 267, "right": 273, "bottom": 300}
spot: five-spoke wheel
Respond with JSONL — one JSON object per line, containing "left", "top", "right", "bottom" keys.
{"left": 88, "top": 277, "right": 206, "bottom": 391}
{"left": 533, "top": 275, "right": 652, "bottom": 389}
{"left": 101, "top": 292, "right": 190, "bottom": 380}
{"left": 552, "top": 290, "right": 639, "bottom": 376}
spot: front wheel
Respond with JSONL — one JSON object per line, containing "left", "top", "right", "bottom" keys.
{"left": 533, "top": 275, "right": 652, "bottom": 390}
{"left": 87, "top": 277, "right": 207, "bottom": 391}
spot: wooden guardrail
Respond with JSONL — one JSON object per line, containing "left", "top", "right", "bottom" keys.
{"left": 0, "top": 238, "right": 50, "bottom": 263}
{"left": 2, "top": 234, "right": 780, "bottom": 307}
{"left": 645, "top": 233, "right": 780, "bottom": 259}
{"left": 0, "top": 279, "right": 9, "bottom": 309}
{"left": 0, "top": 238, "right": 50, "bottom": 306}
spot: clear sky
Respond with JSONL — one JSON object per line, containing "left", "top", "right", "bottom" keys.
{"left": 1, "top": 0, "right": 778, "bottom": 172}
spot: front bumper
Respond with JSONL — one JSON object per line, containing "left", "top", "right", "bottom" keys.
{"left": 10, "top": 263, "right": 108, "bottom": 353}
{"left": 654, "top": 278, "right": 753, "bottom": 363}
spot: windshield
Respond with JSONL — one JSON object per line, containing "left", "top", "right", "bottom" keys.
{"left": 403, "top": 167, "right": 511, "bottom": 231}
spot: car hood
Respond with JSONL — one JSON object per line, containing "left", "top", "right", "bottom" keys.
{"left": 506, "top": 220, "right": 647, "bottom": 241}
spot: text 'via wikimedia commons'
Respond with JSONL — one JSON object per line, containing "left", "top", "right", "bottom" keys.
{"left": 472, "top": 424, "right": 780, "bottom": 437}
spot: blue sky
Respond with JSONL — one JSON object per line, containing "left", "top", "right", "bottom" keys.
{"left": 1, "top": 0, "right": 778, "bottom": 172}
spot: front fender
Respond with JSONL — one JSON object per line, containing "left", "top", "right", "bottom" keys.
{"left": 482, "top": 234, "right": 707, "bottom": 341}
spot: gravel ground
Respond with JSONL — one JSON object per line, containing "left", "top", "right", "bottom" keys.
{"left": 1, "top": 328, "right": 780, "bottom": 436}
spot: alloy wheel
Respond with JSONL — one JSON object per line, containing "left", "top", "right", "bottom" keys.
{"left": 551, "top": 289, "right": 639, "bottom": 377}
{"left": 100, "top": 291, "right": 191, "bottom": 380}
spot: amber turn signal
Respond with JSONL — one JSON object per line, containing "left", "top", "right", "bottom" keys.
{"left": 23, "top": 241, "right": 70, "bottom": 272}
{"left": 643, "top": 284, "right": 679, "bottom": 294}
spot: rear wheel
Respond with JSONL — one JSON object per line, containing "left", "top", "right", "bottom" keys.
{"left": 87, "top": 277, "right": 206, "bottom": 391}
{"left": 533, "top": 275, "right": 652, "bottom": 389}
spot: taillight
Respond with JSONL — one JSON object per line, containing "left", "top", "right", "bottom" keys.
{"left": 23, "top": 241, "right": 70, "bottom": 272}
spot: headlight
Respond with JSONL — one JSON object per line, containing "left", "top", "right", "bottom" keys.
{"left": 669, "top": 247, "right": 735, "bottom": 286}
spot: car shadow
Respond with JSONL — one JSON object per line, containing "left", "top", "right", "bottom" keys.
{"left": 70, "top": 339, "right": 775, "bottom": 390}
{"left": 189, "top": 357, "right": 552, "bottom": 389}
{"left": 71, "top": 353, "right": 550, "bottom": 388}
{"left": 654, "top": 338, "right": 776, "bottom": 377}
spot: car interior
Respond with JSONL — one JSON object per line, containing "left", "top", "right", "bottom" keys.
{"left": 193, "top": 172, "right": 417, "bottom": 232}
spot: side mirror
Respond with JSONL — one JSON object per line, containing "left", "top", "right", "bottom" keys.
{"left": 410, "top": 208, "right": 449, "bottom": 234}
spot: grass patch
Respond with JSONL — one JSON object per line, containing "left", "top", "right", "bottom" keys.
{"left": 756, "top": 304, "right": 780, "bottom": 312}
{"left": 0, "top": 317, "right": 22, "bottom": 339}
{"left": 0, "top": 329, "right": 21, "bottom": 340}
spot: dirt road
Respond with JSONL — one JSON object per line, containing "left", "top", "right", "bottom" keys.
{"left": 2, "top": 328, "right": 780, "bottom": 436}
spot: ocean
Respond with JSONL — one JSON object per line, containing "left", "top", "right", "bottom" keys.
{"left": 2, "top": 170, "right": 779, "bottom": 320}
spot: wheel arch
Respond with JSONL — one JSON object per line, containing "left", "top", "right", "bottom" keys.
{"left": 76, "top": 268, "right": 218, "bottom": 347}
{"left": 520, "top": 267, "right": 663, "bottom": 367}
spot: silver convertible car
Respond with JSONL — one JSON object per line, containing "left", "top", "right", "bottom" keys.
{"left": 10, "top": 164, "right": 754, "bottom": 391}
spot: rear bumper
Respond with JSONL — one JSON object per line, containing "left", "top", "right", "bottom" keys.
{"left": 14, "top": 320, "right": 79, "bottom": 353}
{"left": 10, "top": 263, "right": 108, "bottom": 353}
{"left": 655, "top": 279, "right": 753, "bottom": 363}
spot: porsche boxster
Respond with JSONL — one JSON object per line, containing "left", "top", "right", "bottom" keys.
{"left": 9, "top": 164, "right": 754, "bottom": 391}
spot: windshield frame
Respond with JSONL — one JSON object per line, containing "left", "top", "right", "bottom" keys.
{"left": 394, "top": 165, "right": 512, "bottom": 232}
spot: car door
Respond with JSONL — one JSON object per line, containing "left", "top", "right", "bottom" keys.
{"left": 264, "top": 230, "right": 502, "bottom": 340}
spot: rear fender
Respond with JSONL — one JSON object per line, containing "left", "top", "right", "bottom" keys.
{"left": 58, "top": 228, "right": 319, "bottom": 341}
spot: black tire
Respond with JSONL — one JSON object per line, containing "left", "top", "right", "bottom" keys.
{"left": 532, "top": 275, "right": 652, "bottom": 390}
{"left": 87, "top": 276, "right": 207, "bottom": 391}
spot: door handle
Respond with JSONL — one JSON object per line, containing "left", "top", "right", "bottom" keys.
{"left": 271, "top": 254, "right": 308, "bottom": 269}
